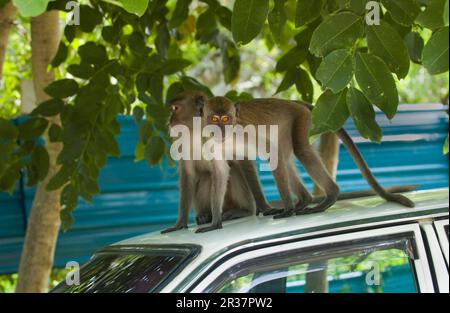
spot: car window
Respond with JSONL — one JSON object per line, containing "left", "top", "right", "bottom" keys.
{"left": 215, "top": 237, "right": 418, "bottom": 293}
{"left": 52, "top": 245, "right": 200, "bottom": 293}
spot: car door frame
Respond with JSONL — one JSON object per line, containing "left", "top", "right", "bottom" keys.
{"left": 190, "top": 224, "right": 435, "bottom": 293}
{"left": 434, "top": 219, "right": 449, "bottom": 265}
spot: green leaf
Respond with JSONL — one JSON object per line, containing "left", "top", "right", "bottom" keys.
{"left": 295, "top": 67, "right": 314, "bottom": 102}
{"left": 138, "top": 121, "right": 153, "bottom": 144}
{"left": 269, "top": 0, "right": 287, "bottom": 41}
{"left": 316, "top": 49, "right": 354, "bottom": 93}
{"left": 444, "top": 135, "right": 449, "bottom": 154}
{"left": 220, "top": 38, "right": 240, "bottom": 84}
{"left": 276, "top": 68, "right": 296, "bottom": 94}
{"left": 231, "top": 0, "right": 270, "bottom": 45}
{"left": 346, "top": 87, "right": 383, "bottom": 143}
{"left": 215, "top": 5, "right": 232, "bottom": 30}
{"left": 64, "top": 25, "right": 77, "bottom": 43}
{"left": 355, "top": 52, "right": 399, "bottom": 119}
{"left": 31, "top": 99, "right": 64, "bottom": 117}
{"left": 180, "top": 76, "right": 214, "bottom": 97}
{"left": 340, "top": 0, "right": 367, "bottom": 15}
{"left": 61, "top": 184, "right": 78, "bottom": 211}
{"left": 134, "top": 142, "right": 145, "bottom": 162}
{"left": 51, "top": 42, "right": 68, "bottom": 68}
{"left": 0, "top": 161, "right": 22, "bottom": 194}
{"left": 309, "top": 12, "right": 363, "bottom": 57}
{"left": 196, "top": 9, "right": 217, "bottom": 40}
{"left": 423, "top": 26, "right": 449, "bottom": 75}
{"left": 311, "top": 89, "right": 349, "bottom": 136}
{"left": 31, "top": 145, "right": 49, "bottom": 182}
{"left": 170, "top": 0, "right": 192, "bottom": 28}
{"left": 445, "top": 0, "right": 449, "bottom": 25}
{"left": 295, "top": 0, "right": 323, "bottom": 27}
{"left": 18, "top": 117, "right": 48, "bottom": 141}
{"left": 45, "top": 79, "right": 79, "bottom": 99}
{"left": 404, "top": 32, "right": 424, "bottom": 64}
{"left": 166, "top": 82, "right": 185, "bottom": 104}
{"left": 133, "top": 107, "right": 144, "bottom": 124}
{"left": 12, "top": 0, "right": 53, "bottom": 17}
{"left": 67, "top": 63, "right": 96, "bottom": 79}
{"left": 46, "top": 164, "right": 75, "bottom": 191}
{"left": 119, "top": 0, "right": 149, "bottom": 16}
{"left": 276, "top": 46, "right": 307, "bottom": 72}
{"left": 145, "top": 136, "right": 165, "bottom": 166}
{"left": 60, "top": 209, "right": 74, "bottom": 232}
{"left": 0, "top": 118, "right": 19, "bottom": 141}
{"left": 416, "top": 0, "right": 447, "bottom": 30}
{"left": 155, "top": 23, "right": 170, "bottom": 58}
{"left": 78, "top": 42, "right": 108, "bottom": 66}
{"left": 161, "top": 58, "right": 192, "bottom": 75}
{"left": 380, "top": 0, "right": 420, "bottom": 26}
{"left": 48, "top": 124, "right": 62, "bottom": 142}
{"left": 366, "top": 21, "right": 410, "bottom": 79}
{"left": 79, "top": 5, "right": 102, "bottom": 33}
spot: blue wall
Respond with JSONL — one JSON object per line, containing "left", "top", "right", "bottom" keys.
{"left": 0, "top": 104, "right": 448, "bottom": 274}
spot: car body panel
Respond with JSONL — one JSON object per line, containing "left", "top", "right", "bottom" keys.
{"left": 111, "top": 188, "right": 448, "bottom": 292}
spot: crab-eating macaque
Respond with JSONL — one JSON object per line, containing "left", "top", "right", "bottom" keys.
{"left": 193, "top": 93, "right": 414, "bottom": 220}
{"left": 161, "top": 92, "right": 263, "bottom": 234}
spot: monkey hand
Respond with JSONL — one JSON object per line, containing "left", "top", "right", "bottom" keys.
{"left": 161, "top": 224, "right": 188, "bottom": 234}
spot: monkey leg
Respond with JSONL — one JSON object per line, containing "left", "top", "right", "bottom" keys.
{"left": 294, "top": 147, "right": 340, "bottom": 215}
{"left": 222, "top": 208, "right": 253, "bottom": 221}
{"left": 237, "top": 160, "right": 274, "bottom": 215}
{"left": 272, "top": 161, "right": 297, "bottom": 219}
{"left": 287, "top": 162, "right": 313, "bottom": 211}
{"left": 196, "top": 161, "right": 228, "bottom": 233}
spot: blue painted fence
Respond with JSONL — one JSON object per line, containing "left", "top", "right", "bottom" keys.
{"left": 0, "top": 104, "right": 448, "bottom": 274}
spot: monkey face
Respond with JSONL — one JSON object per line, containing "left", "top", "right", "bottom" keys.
{"left": 168, "top": 91, "right": 207, "bottom": 127}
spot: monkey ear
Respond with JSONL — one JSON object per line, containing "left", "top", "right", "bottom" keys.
{"left": 235, "top": 102, "right": 241, "bottom": 118}
{"left": 195, "top": 95, "right": 205, "bottom": 117}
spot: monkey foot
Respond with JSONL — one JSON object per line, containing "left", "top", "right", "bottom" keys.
{"left": 295, "top": 200, "right": 310, "bottom": 212}
{"left": 161, "top": 225, "right": 188, "bottom": 234}
{"left": 196, "top": 213, "right": 212, "bottom": 225}
{"left": 295, "top": 207, "right": 326, "bottom": 215}
{"left": 273, "top": 209, "right": 294, "bottom": 219}
{"left": 222, "top": 209, "right": 252, "bottom": 221}
{"left": 261, "top": 208, "right": 284, "bottom": 216}
{"left": 195, "top": 224, "right": 223, "bottom": 233}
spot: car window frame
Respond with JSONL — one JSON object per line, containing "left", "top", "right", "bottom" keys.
{"left": 434, "top": 219, "right": 449, "bottom": 265}
{"left": 51, "top": 244, "right": 201, "bottom": 293}
{"left": 190, "top": 224, "right": 434, "bottom": 293}
{"left": 420, "top": 222, "right": 449, "bottom": 293}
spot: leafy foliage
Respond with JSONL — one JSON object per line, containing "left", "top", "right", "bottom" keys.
{"left": 0, "top": 0, "right": 448, "bottom": 230}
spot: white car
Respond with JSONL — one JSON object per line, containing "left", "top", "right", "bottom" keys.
{"left": 53, "top": 188, "right": 449, "bottom": 293}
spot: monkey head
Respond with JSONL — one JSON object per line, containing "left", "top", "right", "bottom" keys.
{"left": 168, "top": 90, "right": 208, "bottom": 128}
{"left": 203, "top": 96, "right": 240, "bottom": 138}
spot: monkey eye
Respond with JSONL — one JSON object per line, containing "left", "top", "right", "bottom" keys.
{"left": 211, "top": 115, "right": 220, "bottom": 123}
{"left": 171, "top": 104, "right": 180, "bottom": 112}
{"left": 221, "top": 116, "right": 231, "bottom": 124}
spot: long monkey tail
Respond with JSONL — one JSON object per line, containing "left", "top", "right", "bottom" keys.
{"left": 299, "top": 101, "right": 415, "bottom": 208}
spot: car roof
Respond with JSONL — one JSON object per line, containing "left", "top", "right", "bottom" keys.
{"left": 114, "top": 188, "right": 449, "bottom": 253}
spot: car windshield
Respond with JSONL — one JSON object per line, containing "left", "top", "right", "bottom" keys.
{"left": 52, "top": 245, "right": 200, "bottom": 293}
